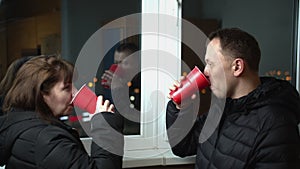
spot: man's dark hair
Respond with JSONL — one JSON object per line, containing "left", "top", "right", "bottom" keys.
{"left": 209, "top": 28, "right": 261, "bottom": 72}
{"left": 116, "top": 43, "right": 139, "bottom": 55}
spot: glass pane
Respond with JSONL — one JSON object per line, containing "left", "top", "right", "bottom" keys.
{"left": 181, "top": 0, "right": 296, "bottom": 120}
{"left": 61, "top": 1, "right": 142, "bottom": 137}
{"left": 0, "top": 0, "right": 143, "bottom": 137}
{"left": 96, "top": 36, "right": 141, "bottom": 135}
{"left": 182, "top": 0, "right": 295, "bottom": 84}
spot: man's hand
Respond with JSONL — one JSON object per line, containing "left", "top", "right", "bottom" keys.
{"left": 168, "top": 76, "right": 197, "bottom": 109}
{"left": 101, "top": 70, "right": 125, "bottom": 89}
{"left": 101, "top": 70, "right": 114, "bottom": 87}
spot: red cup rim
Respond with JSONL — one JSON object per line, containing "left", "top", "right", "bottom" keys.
{"left": 191, "top": 66, "right": 210, "bottom": 86}
{"left": 70, "top": 84, "right": 87, "bottom": 104}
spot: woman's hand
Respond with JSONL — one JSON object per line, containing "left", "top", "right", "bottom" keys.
{"left": 94, "top": 95, "right": 114, "bottom": 113}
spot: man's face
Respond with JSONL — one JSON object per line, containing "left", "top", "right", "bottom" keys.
{"left": 114, "top": 51, "right": 139, "bottom": 76}
{"left": 114, "top": 51, "right": 134, "bottom": 71}
{"left": 204, "top": 38, "right": 235, "bottom": 98}
{"left": 114, "top": 51, "right": 128, "bottom": 64}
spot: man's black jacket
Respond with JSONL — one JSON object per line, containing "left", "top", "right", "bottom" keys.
{"left": 166, "top": 77, "right": 300, "bottom": 169}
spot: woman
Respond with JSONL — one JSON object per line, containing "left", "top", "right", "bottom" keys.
{"left": 0, "top": 55, "right": 124, "bottom": 169}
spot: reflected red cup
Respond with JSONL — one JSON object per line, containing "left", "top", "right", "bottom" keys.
{"left": 71, "top": 84, "right": 97, "bottom": 114}
{"left": 109, "top": 64, "right": 118, "bottom": 72}
{"left": 169, "top": 66, "right": 210, "bottom": 105}
{"left": 102, "top": 64, "right": 118, "bottom": 89}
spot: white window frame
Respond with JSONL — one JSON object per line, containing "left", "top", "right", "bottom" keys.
{"left": 297, "top": 1, "right": 300, "bottom": 92}
{"left": 123, "top": 0, "right": 195, "bottom": 167}
{"left": 126, "top": 0, "right": 182, "bottom": 151}
{"left": 80, "top": 0, "right": 196, "bottom": 168}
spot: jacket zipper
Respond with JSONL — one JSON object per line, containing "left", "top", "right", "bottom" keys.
{"left": 206, "top": 106, "right": 228, "bottom": 169}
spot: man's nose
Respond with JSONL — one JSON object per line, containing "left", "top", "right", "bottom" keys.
{"left": 203, "top": 66, "right": 209, "bottom": 77}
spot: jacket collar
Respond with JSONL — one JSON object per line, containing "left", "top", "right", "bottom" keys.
{"left": 224, "top": 77, "right": 280, "bottom": 115}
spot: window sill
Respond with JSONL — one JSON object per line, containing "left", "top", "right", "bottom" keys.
{"left": 80, "top": 138, "right": 195, "bottom": 168}
{"left": 123, "top": 149, "right": 195, "bottom": 168}
{"left": 0, "top": 141, "right": 195, "bottom": 169}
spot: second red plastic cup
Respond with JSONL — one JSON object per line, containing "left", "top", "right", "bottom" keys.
{"left": 169, "top": 66, "right": 210, "bottom": 105}
{"left": 102, "top": 64, "right": 118, "bottom": 89}
{"left": 71, "top": 84, "right": 97, "bottom": 114}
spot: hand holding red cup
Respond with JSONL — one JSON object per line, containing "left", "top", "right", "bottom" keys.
{"left": 169, "top": 66, "right": 210, "bottom": 105}
{"left": 71, "top": 84, "right": 114, "bottom": 114}
{"left": 71, "top": 84, "right": 98, "bottom": 113}
{"left": 101, "top": 64, "right": 118, "bottom": 89}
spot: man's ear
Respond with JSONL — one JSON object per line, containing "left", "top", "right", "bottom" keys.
{"left": 232, "top": 58, "right": 244, "bottom": 77}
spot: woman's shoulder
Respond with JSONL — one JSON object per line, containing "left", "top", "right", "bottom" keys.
{"left": 36, "top": 121, "right": 79, "bottom": 142}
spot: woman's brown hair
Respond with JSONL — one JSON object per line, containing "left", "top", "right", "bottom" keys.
{"left": 3, "top": 55, "right": 74, "bottom": 120}
{"left": 0, "top": 56, "right": 33, "bottom": 96}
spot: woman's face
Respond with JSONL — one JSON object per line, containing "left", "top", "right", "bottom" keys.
{"left": 43, "top": 80, "right": 73, "bottom": 117}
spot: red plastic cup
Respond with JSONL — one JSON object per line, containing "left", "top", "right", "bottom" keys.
{"left": 102, "top": 64, "right": 119, "bottom": 89}
{"left": 109, "top": 64, "right": 118, "bottom": 72}
{"left": 71, "top": 84, "right": 97, "bottom": 114}
{"left": 169, "top": 66, "right": 210, "bottom": 105}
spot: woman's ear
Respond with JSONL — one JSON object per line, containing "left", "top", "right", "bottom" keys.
{"left": 41, "top": 91, "right": 50, "bottom": 104}
{"left": 232, "top": 58, "right": 244, "bottom": 77}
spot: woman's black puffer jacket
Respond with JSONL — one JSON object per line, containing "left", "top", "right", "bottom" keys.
{"left": 0, "top": 110, "right": 124, "bottom": 169}
{"left": 166, "top": 77, "right": 300, "bottom": 169}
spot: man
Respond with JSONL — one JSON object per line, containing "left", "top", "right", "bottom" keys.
{"left": 166, "top": 28, "right": 300, "bottom": 169}
{"left": 101, "top": 43, "right": 139, "bottom": 92}
{"left": 101, "top": 43, "right": 141, "bottom": 135}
